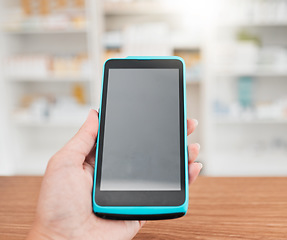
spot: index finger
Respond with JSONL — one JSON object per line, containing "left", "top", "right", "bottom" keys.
{"left": 187, "top": 119, "right": 198, "bottom": 136}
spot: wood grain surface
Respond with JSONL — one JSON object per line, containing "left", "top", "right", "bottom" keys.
{"left": 0, "top": 177, "right": 287, "bottom": 240}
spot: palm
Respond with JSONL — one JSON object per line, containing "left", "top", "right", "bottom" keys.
{"left": 28, "top": 110, "right": 201, "bottom": 240}
{"left": 36, "top": 150, "right": 142, "bottom": 240}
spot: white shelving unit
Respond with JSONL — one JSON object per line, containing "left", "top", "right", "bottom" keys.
{"left": 8, "top": 0, "right": 287, "bottom": 176}
{"left": 215, "top": 119, "right": 287, "bottom": 125}
{"left": 0, "top": 0, "right": 212, "bottom": 176}
{"left": 216, "top": 71, "right": 287, "bottom": 78}
{"left": 7, "top": 76, "right": 91, "bottom": 82}
{"left": 0, "top": 0, "right": 102, "bottom": 175}
{"left": 4, "top": 29, "right": 88, "bottom": 34}
{"left": 204, "top": 0, "right": 287, "bottom": 176}
{"left": 104, "top": 1, "right": 175, "bottom": 16}
{"left": 0, "top": 0, "right": 205, "bottom": 175}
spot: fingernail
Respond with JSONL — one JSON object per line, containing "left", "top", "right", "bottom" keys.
{"left": 195, "top": 143, "right": 200, "bottom": 150}
{"left": 197, "top": 162, "right": 203, "bottom": 169}
{"left": 192, "top": 119, "right": 198, "bottom": 127}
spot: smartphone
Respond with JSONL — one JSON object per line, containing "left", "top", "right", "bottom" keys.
{"left": 92, "top": 56, "right": 188, "bottom": 220}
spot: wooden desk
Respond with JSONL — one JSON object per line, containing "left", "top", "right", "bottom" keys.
{"left": 0, "top": 177, "right": 286, "bottom": 239}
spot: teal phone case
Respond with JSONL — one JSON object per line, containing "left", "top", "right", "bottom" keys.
{"left": 92, "top": 56, "right": 188, "bottom": 220}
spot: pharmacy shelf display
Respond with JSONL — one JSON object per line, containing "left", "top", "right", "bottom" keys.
{"left": 0, "top": 0, "right": 205, "bottom": 175}
{"left": 204, "top": 0, "right": 287, "bottom": 176}
{"left": 0, "top": 0, "right": 102, "bottom": 175}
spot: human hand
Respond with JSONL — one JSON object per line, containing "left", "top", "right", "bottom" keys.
{"left": 27, "top": 109, "right": 202, "bottom": 240}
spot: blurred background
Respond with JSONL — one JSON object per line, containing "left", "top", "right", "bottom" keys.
{"left": 0, "top": 0, "right": 287, "bottom": 176}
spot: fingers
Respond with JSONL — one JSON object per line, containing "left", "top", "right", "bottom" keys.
{"left": 188, "top": 143, "right": 200, "bottom": 164}
{"left": 125, "top": 220, "right": 146, "bottom": 239}
{"left": 189, "top": 162, "right": 202, "bottom": 184}
{"left": 60, "top": 109, "right": 99, "bottom": 165}
{"left": 187, "top": 119, "right": 198, "bottom": 136}
{"left": 94, "top": 218, "right": 145, "bottom": 240}
{"left": 188, "top": 143, "right": 202, "bottom": 184}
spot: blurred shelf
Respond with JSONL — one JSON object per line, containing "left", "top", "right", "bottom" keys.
{"left": 12, "top": 117, "right": 83, "bottom": 127}
{"left": 216, "top": 71, "right": 287, "bottom": 77}
{"left": 209, "top": 152, "right": 287, "bottom": 176}
{"left": 14, "top": 161, "right": 46, "bottom": 175}
{"left": 7, "top": 76, "right": 91, "bottom": 82}
{"left": 186, "top": 80, "right": 201, "bottom": 85}
{"left": 3, "top": 28, "right": 87, "bottom": 34}
{"left": 220, "top": 22, "right": 287, "bottom": 28}
{"left": 172, "top": 42, "right": 201, "bottom": 50}
{"left": 13, "top": 150, "right": 54, "bottom": 174}
{"left": 104, "top": 2, "right": 174, "bottom": 16}
{"left": 104, "top": 40, "right": 201, "bottom": 50}
{"left": 215, "top": 118, "right": 287, "bottom": 124}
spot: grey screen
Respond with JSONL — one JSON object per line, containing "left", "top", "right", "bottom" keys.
{"left": 100, "top": 69, "right": 181, "bottom": 191}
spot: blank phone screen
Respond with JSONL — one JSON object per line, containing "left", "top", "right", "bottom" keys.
{"left": 100, "top": 69, "right": 181, "bottom": 191}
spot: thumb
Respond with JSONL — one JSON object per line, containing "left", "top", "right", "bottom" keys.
{"left": 125, "top": 220, "right": 146, "bottom": 239}
{"left": 100, "top": 220, "right": 146, "bottom": 240}
{"left": 61, "top": 109, "right": 99, "bottom": 165}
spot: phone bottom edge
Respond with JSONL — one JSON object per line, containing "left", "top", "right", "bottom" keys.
{"left": 95, "top": 212, "right": 185, "bottom": 221}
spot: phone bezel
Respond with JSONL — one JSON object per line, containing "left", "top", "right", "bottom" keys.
{"left": 94, "top": 59, "right": 185, "bottom": 207}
